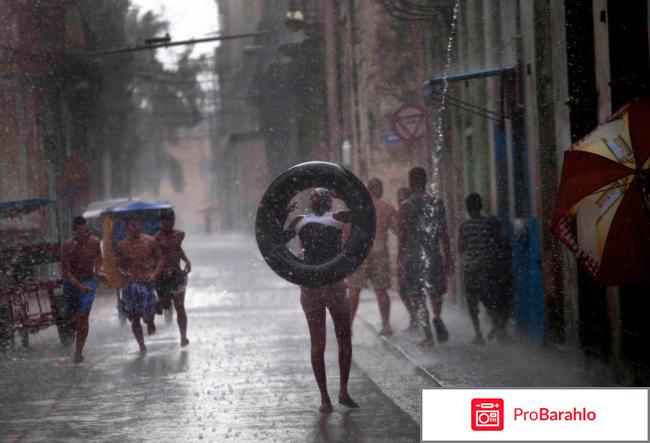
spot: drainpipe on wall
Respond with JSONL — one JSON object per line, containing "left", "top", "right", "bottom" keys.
{"left": 605, "top": 286, "right": 628, "bottom": 383}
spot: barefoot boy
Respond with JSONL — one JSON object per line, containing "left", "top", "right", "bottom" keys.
{"left": 61, "top": 216, "right": 107, "bottom": 363}
{"left": 116, "top": 215, "right": 163, "bottom": 357}
{"left": 155, "top": 209, "right": 191, "bottom": 347}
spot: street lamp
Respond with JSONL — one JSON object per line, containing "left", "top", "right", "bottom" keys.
{"left": 284, "top": 0, "right": 305, "bottom": 33}
{"left": 341, "top": 140, "right": 352, "bottom": 167}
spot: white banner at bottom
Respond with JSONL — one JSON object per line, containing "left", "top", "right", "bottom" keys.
{"left": 422, "top": 388, "right": 648, "bottom": 441}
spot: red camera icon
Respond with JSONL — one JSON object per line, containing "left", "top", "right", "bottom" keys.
{"left": 471, "top": 398, "right": 504, "bottom": 431}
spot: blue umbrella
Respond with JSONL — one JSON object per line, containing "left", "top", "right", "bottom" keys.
{"left": 103, "top": 200, "right": 172, "bottom": 243}
{"left": 0, "top": 199, "right": 53, "bottom": 219}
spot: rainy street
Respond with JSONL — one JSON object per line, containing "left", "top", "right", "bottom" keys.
{"left": 0, "top": 234, "right": 608, "bottom": 442}
{"left": 2, "top": 0, "right": 650, "bottom": 441}
{"left": 0, "top": 234, "right": 422, "bottom": 442}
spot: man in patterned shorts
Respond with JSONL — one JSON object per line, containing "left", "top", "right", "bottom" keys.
{"left": 117, "top": 215, "right": 163, "bottom": 358}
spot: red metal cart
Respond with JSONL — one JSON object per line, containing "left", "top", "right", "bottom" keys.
{"left": 0, "top": 244, "right": 72, "bottom": 348}
{"left": 1, "top": 279, "right": 66, "bottom": 347}
{"left": 0, "top": 200, "right": 73, "bottom": 349}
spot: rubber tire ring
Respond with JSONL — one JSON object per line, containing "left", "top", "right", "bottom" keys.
{"left": 256, "top": 161, "right": 376, "bottom": 288}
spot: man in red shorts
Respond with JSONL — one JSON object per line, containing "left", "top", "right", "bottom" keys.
{"left": 284, "top": 188, "right": 359, "bottom": 413}
{"left": 155, "top": 209, "right": 191, "bottom": 347}
{"left": 347, "top": 178, "right": 399, "bottom": 336}
{"left": 61, "top": 216, "right": 107, "bottom": 363}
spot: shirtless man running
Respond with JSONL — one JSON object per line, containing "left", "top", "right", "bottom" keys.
{"left": 61, "top": 216, "right": 107, "bottom": 363}
{"left": 155, "top": 209, "right": 191, "bottom": 347}
{"left": 116, "top": 215, "right": 163, "bottom": 357}
{"left": 284, "top": 188, "right": 359, "bottom": 413}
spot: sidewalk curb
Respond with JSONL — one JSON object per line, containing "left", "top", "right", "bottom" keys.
{"left": 358, "top": 316, "right": 444, "bottom": 388}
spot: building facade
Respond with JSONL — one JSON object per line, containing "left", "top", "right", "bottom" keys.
{"left": 328, "top": 0, "right": 649, "bottom": 383}
{"left": 419, "top": 0, "right": 649, "bottom": 384}
{"left": 0, "top": 0, "right": 91, "bottom": 233}
{"left": 211, "top": 0, "right": 650, "bottom": 384}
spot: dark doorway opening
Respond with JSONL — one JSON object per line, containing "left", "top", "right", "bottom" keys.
{"left": 608, "top": 0, "right": 650, "bottom": 385}
{"left": 608, "top": 0, "right": 650, "bottom": 109}
{"left": 564, "top": 0, "right": 612, "bottom": 365}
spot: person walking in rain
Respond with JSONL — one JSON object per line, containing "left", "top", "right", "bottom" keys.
{"left": 154, "top": 209, "right": 191, "bottom": 347}
{"left": 396, "top": 186, "right": 419, "bottom": 330}
{"left": 61, "top": 216, "right": 107, "bottom": 363}
{"left": 116, "top": 215, "right": 163, "bottom": 358}
{"left": 459, "top": 193, "right": 511, "bottom": 343}
{"left": 283, "top": 188, "right": 359, "bottom": 413}
{"left": 398, "top": 167, "right": 453, "bottom": 347}
{"left": 347, "top": 178, "right": 399, "bottom": 336}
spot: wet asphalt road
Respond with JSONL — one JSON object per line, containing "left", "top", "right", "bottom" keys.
{"left": 0, "top": 234, "right": 419, "bottom": 442}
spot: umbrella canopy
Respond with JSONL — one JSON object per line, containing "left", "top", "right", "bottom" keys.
{"left": 82, "top": 198, "right": 132, "bottom": 219}
{"left": 103, "top": 201, "right": 171, "bottom": 214}
{"left": 552, "top": 97, "right": 650, "bottom": 286}
{"left": 102, "top": 200, "right": 172, "bottom": 239}
{"left": 0, "top": 198, "right": 53, "bottom": 219}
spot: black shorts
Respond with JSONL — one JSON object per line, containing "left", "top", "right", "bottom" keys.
{"left": 156, "top": 270, "right": 187, "bottom": 304}
{"left": 404, "top": 251, "right": 446, "bottom": 299}
{"left": 463, "top": 265, "right": 500, "bottom": 309}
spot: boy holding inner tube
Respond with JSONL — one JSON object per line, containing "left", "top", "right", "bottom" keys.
{"left": 283, "top": 188, "right": 360, "bottom": 414}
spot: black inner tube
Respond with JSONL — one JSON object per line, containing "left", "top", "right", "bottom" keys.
{"left": 255, "top": 161, "right": 376, "bottom": 288}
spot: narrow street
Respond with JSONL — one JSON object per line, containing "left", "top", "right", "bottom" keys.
{"left": 1, "top": 1, "right": 649, "bottom": 441}
{"left": 0, "top": 234, "right": 420, "bottom": 442}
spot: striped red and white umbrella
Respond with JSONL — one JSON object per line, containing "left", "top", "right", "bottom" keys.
{"left": 552, "top": 98, "right": 650, "bottom": 286}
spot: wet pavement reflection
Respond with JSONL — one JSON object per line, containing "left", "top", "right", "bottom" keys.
{"left": 0, "top": 234, "right": 418, "bottom": 442}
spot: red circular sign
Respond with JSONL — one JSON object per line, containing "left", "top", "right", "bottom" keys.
{"left": 390, "top": 104, "right": 427, "bottom": 142}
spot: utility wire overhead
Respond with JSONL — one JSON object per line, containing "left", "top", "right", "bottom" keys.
{"left": 87, "top": 30, "right": 276, "bottom": 57}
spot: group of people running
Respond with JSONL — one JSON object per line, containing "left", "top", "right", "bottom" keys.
{"left": 60, "top": 209, "right": 190, "bottom": 363}
{"left": 285, "top": 166, "right": 512, "bottom": 413}
{"left": 59, "top": 166, "right": 510, "bottom": 415}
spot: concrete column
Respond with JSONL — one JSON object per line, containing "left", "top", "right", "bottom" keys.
{"left": 605, "top": 286, "right": 624, "bottom": 378}
{"left": 321, "top": 0, "right": 341, "bottom": 162}
{"left": 592, "top": 0, "right": 626, "bottom": 380}
{"left": 545, "top": 0, "right": 581, "bottom": 347}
